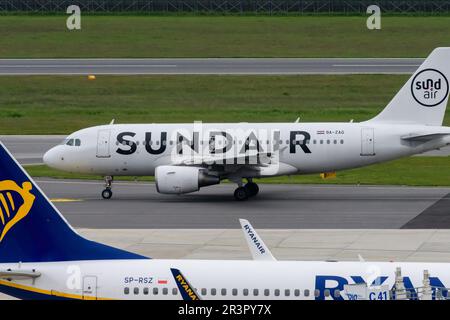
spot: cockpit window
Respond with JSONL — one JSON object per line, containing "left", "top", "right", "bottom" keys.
{"left": 60, "top": 138, "right": 81, "bottom": 147}
{"left": 60, "top": 138, "right": 82, "bottom": 147}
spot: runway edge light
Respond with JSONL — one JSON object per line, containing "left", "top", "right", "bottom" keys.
{"left": 88, "top": 75, "right": 96, "bottom": 80}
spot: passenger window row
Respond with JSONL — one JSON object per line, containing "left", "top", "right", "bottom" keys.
{"left": 123, "top": 287, "right": 341, "bottom": 298}
{"left": 124, "top": 287, "right": 177, "bottom": 295}
{"left": 116, "top": 139, "right": 345, "bottom": 146}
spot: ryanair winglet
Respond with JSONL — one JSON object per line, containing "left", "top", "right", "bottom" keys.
{"left": 170, "top": 268, "right": 201, "bottom": 301}
{"left": 0, "top": 142, "right": 148, "bottom": 263}
{"left": 239, "top": 219, "right": 276, "bottom": 261}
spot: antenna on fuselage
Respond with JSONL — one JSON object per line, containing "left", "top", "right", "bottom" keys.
{"left": 295, "top": 117, "right": 300, "bottom": 123}
{"left": 109, "top": 119, "right": 115, "bottom": 125}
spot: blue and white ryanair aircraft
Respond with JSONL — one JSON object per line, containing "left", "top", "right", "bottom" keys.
{"left": 44, "top": 48, "right": 450, "bottom": 200}
{"left": 0, "top": 143, "right": 450, "bottom": 300}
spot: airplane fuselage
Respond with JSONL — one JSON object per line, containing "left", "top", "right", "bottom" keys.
{"left": 1, "top": 260, "right": 449, "bottom": 300}
{"left": 44, "top": 122, "right": 450, "bottom": 177}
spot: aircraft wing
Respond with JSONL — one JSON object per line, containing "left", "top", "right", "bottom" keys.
{"left": 175, "top": 152, "right": 275, "bottom": 167}
{"left": 0, "top": 269, "right": 41, "bottom": 280}
{"left": 239, "top": 219, "right": 276, "bottom": 261}
{"left": 171, "top": 142, "right": 290, "bottom": 167}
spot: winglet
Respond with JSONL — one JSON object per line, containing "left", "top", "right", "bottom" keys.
{"left": 239, "top": 219, "right": 276, "bottom": 261}
{"left": 170, "top": 268, "right": 202, "bottom": 300}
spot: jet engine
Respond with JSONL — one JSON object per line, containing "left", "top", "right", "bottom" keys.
{"left": 155, "top": 165, "right": 220, "bottom": 194}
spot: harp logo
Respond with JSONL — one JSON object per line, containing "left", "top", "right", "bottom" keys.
{"left": 0, "top": 180, "right": 35, "bottom": 242}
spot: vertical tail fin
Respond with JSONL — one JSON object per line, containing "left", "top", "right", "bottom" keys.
{"left": 369, "top": 48, "right": 450, "bottom": 126}
{"left": 170, "top": 268, "right": 202, "bottom": 300}
{"left": 0, "top": 142, "right": 147, "bottom": 263}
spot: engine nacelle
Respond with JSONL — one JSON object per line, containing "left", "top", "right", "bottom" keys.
{"left": 155, "top": 165, "right": 220, "bottom": 194}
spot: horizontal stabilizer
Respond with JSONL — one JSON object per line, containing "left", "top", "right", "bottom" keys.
{"left": 239, "top": 219, "right": 276, "bottom": 261}
{"left": 0, "top": 270, "right": 41, "bottom": 280}
{"left": 401, "top": 132, "right": 450, "bottom": 141}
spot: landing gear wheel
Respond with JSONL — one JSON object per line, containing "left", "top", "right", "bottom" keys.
{"left": 102, "top": 188, "right": 112, "bottom": 199}
{"left": 245, "top": 182, "right": 259, "bottom": 197}
{"left": 102, "top": 175, "right": 114, "bottom": 199}
{"left": 234, "top": 187, "right": 249, "bottom": 201}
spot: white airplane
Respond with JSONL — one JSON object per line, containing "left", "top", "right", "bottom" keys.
{"left": 0, "top": 143, "right": 450, "bottom": 300}
{"left": 44, "top": 48, "right": 450, "bottom": 200}
{"left": 0, "top": 143, "right": 449, "bottom": 300}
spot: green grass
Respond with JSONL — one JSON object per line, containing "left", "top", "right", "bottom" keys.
{"left": 24, "top": 156, "right": 450, "bottom": 186}
{"left": 0, "top": 74, "right": 415, "bottom": 134}
{"left": 265, "top": 157, "right": 450, "bottom": 186}
{"left": 1, "top": 16, "right": 450, "bottom": 58}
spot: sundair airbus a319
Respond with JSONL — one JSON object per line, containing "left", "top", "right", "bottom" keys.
{"left": 44, "top": 48, "right": 450, "bottom": 200}
{"left": 0, "top": 143, "right": 449, "bottom": 300}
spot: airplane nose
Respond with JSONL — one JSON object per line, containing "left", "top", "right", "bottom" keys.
{"left": 43, "top": 147, "right": 61, "bottom": 168}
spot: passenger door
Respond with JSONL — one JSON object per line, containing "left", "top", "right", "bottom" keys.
{"left": 96, "top": 129, "right": 111, "bottom": 158}
{"left": 360, "top": 127, "right": 375, "bottom": 156}
{"left": 82, "top": 276, "right": 97, "bottom": 300}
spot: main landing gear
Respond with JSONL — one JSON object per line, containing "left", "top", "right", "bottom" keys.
{"left": 233, "top": 179, "right": 259, "bottom": 201}
{"left": 101, "top": 175, "right": 113, "bottom": 199}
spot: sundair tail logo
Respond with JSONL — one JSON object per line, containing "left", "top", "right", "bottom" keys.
{"left": 0, "top": 180, "right": 35, "bottom": 242}
{"left": 411, "top": 69, "right": 449, "bottom": 107}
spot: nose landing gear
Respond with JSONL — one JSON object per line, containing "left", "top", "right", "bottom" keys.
{"left": 101, "top": 176, "right": 113, "bottom": 199}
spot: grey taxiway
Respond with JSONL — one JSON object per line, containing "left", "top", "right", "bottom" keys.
{"left": 37, "top": 178, "right": 450, "bottom": 229}
{"left": 0, "top": 58, "right": 422, "bottom": 75}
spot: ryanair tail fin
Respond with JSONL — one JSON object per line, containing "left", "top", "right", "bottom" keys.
{"left": 369, "top": 47, "right": 450, "bottom": 126}
{"left": 170, "top": 268, "right": 202, "bottom": 300}
{"left": 0, "top": 142, "right": 147, "bottom": 263}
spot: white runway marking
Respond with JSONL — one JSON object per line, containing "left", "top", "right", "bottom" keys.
{"left": 0, "top": 64, "right": 178, "bottom": 68}
{"left": 333, "top": 64, "right": 420, "bottom": 67}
